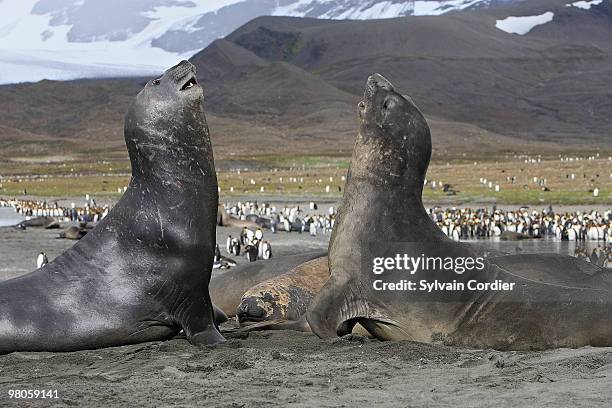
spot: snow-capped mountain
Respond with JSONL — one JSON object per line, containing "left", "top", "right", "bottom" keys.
{"left": 0, "top": 0, "right": 243, "bottom": 84}
{"left": 0, "top": 0, "right": 571, "bottom": 84}
{"left": 154, "top": 0, "right": 516, "bottom": 53}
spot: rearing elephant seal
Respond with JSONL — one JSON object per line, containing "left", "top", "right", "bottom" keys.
{"left": 0, "top": 60, "right": 224, "bottom": 354}
{"left": 306, "top": 74, "right": 612, "bottom": 350}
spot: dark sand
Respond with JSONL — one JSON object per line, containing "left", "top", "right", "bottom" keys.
{"left": 1, "top": 329, "right": 611, "bottom": 407}
{"left": 1, "top": 217, "right": 611, "bottom": 407}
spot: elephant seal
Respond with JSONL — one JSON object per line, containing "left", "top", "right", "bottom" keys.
{"left": 16, "top": 216, "right": 57, "bottom": 229}
{"left": 245, "top": 214, "right": 274, "bottom": 229}
{"left": 500, "top": 231, "right": 533, "bottom": 241}
{"left": 210, "top": 251, "right": 326, "bottom": 316}
{"left": 0, "top": 60, "right": 224, "bottom": 354}
{"left": 237, "top": 256, "right": 328, "bottom": 325}
{"left": 217, "top": 205, "right": 259, "bottom": 229}
{"left": 58, "top": 225, "right": 88, "bottom": 240}
{"left": 44, "top": 220, "right": 61, "bottom": 229}
{"left": 306, "top": 74, "right": 612, "bottom": 350}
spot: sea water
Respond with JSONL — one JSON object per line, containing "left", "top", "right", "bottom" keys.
{"left": 0, "top": 207, "right": 23, "bottom": 227}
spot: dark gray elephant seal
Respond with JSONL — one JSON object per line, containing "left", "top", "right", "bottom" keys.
{"left": 500, "top": 231, "right": 532, "bottom": 241}
{"left": 0, "top": 60, "right": 224, "bottom": 354}
{"left": 306, "top": 74, "right": 612, "bottom": 350}
{"left": 16, "top": 216, "right": 57, "bottom": 229}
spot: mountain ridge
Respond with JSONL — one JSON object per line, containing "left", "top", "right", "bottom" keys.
{"left": 0, "top": 0, "right": 578, "bottom": 84}
{"left": 1, "top": 2, "right": 611, "bottom": 162}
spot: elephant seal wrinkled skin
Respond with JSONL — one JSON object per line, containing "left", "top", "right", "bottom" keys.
{"left": 0, "top": 60, "right": 224, "bottom": 354}
{"left": 237, "top": 256, "right": 329, "bottom": 325}
{"left": 306, "top": 74, "right": 612, "bottom": 350}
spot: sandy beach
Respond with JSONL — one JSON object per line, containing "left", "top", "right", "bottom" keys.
{"left": 1, "top": 327, "right": 611, "bottom": 407}
{"left": 1, "top": 209, "right": 611, "bottom": 407}
{"left": 2, "top": 0, "right": 612, "bottom": 405}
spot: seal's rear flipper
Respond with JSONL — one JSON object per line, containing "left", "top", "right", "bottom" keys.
{"left": 356, "top": 319, "right": 410, "bottom": 341}
{"left": 180, "top": 297, "right": 226, "bottom": 345}
{"left": 188, "top": 326, "right": 226, "bottom": 345}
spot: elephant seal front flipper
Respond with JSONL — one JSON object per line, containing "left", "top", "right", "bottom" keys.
{"left": 0, "top": 60, "right": 224, "bottom": 354}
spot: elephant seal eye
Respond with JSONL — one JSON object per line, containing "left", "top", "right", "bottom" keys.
{"left": 152, "top": 78, "right": 161, "bottom": 85}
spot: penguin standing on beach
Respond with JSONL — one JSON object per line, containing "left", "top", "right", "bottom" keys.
{"left": 309, "top": 220, "right": 317, "bottom": 236}
{"left": 245, "top": 244, "right": 258, "bottom": 262}
{"left": 262, "top": 241, "right": 272, "bottom": 260}
{"left": 253, "top": 239, "right": 263, "bottom": 259}
{"left": 226, "top": 235, "right": 232, "bottom": 254}
{"left": 214, "top": 244, "right": 221, "bottom": 263}
{"left": 230, "top": 238, "right": 241, "bottom": 256}
{"left": 240, "top": 227, "right": 249, "bottom": 245}
{"left": 36, "top": 252, "right": 48, "bottom": 269}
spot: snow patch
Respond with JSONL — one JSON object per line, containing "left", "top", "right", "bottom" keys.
{"left": 324, "top": 2, "right": 413, "bottom": 19}
{"left": 495, "top": 12, "right": 554, "bottom": 35}
{"left": 413, "top": 0, "right": 485, "bottom": 16}
{"left": 0, "top": 0, "right": 244, "bottom": 84}
{"left": 0, "top": 0, "right": 523, "bottom": 84}
{"left": 566, "top": 0, "right": 603, "bottom": 10}
{"left": 275, "top": 0, "right": 488, "bottom": 19}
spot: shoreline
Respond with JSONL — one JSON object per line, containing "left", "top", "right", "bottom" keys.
{"left": 1, "top": 195, "right": 610, "bottom": 213}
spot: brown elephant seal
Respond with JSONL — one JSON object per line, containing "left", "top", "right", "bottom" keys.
{"left": 306, "top": 74, "right": 612, "bottom": 350}
{"left": 58, "top": 225, "right": 88, "bottom": 240}
{"left": 0, "top": 60, "right": 224, "bottom": 354}
{"left": 44, "top": 220, "right": 61, "bottom": 229}
{"left": 500, "top": 231, "right": 533, "bottom": 240}
{"left": 237, "top": 256, "right": 329, "bottom": 325}
{"left": 210, "top": 251, "right": 326, "bottom": 317}
{"left": 217, "top": 205, "right": 259, "bottom": 229}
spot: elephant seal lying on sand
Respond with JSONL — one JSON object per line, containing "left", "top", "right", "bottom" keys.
{"left": 237, "top": 256, "right": 329, "bottom": 325}
{"left": 210, "top": 252, "right": 326, "bottom": 317}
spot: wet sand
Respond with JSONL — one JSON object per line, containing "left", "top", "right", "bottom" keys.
{"left": 0, "top": 224, "right": 329, "bottom": 282}
{"left": 1, "top": 214, "right": 611, "bottom": 407}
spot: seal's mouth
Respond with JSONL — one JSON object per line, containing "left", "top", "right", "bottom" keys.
{"left": 359, "top": 73, "right": 394, "bottom": 117}
{"left": 180, "top": 75, "right": 198, "bottom": 91}
{"left": 238, "top": 316, "right": 267, "bottom": 324}
{"left": 358, "top": 100, "right": 366, "bottom": 118}
{"left": 366, "top": 74, "right": 393, "bottom": 102}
